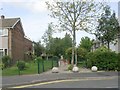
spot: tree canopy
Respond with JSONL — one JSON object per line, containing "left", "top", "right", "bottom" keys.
{"left": 96, "top": 5, "right": 119, "bottom": 49}
{"left": 33, "top": 41, "right": 45, "bottom": 57}
{"left": 46, "top": 0, "right": 104, "bottom": 65}
{"left": 79, "top": 37, "right": 93, "bottom": 52}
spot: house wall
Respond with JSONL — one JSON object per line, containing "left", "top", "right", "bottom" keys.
{"left": 24, "top": 37, "right": 33, "bottom": 60}
{"left": 0, "top": 29, "right": 8, "bottom": 58}
{"left": 8, "top": 28, "right": 12, "bottom": 59}
{"left": 1, "top": 36, "right": 8, "bottom": 49}
{"left": 0, "top": 17, "right": 33, "bottom": 62}
{"left": 10, "top": 21, "right": 24, "bottom": 62}
{"left": 0, "top": 36, "right": 2, "bottom": 48}
{"left": 109, "top": 42, "right": 117, "bottom": 52}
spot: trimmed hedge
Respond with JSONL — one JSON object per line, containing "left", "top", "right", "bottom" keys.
{"left": 118, "top": 53, "right": 120, "bottom": 71}
{"left": 86, "top": 46, "right": 118, "bottom": 71}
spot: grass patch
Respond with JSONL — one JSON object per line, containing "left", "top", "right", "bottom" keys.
{"left": 2, "top": 60, "right": 58, "bottom": 76}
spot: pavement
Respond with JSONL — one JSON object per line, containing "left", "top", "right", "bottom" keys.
{"left": 1, "top": 61, "right": 119, "bottom": 88}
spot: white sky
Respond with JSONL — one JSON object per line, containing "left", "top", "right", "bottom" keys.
{"left": 0, "top": 0, "right": 119, "bottom": 45}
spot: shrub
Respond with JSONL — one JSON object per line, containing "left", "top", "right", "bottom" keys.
{"left": 65, "top": 47, "right": 72, "bottom": 62}
{"left": 34, "top": 57, "right": 42, "bottom": 62}
{"left": 0, "top": 63, "right": 4, "bottom": 70}
{"left": 86, "top": 46, "right": 118, "bottom": 71}
{"left": 86, "top": 52, "right": 96, "bottom": 68}
{"left": 118, "top": 53, "right": 120, "bottom": 71}
{"left": 66, "top": 47, "right": 88, "bottom": 64}
{"left": 77, "top": 47, "right": 88, "bottom": 62}
{"left": 17, "top": 61, "right": 26, "bottom": 71}
{"left": 2, "top": 56, "right": 11, "bottom": 68}
{"left": 67, "top": 64, "right": 73, "bottom": 70}
{"left": 52, "top": 56, "right": 59, "bottom": 61}
{"left": 95, "top": 46, "right": 110, "bottom": 52}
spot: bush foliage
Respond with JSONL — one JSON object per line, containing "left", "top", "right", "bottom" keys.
{"left": 118, "top": 53, "right": 120, "bottom": 71}
{"left": 67, "top": 64, "right": 73, "bottom": 70}
{"left": 86, "top": 46, "right": 118, "bottom": 71}
{"left": 2, "top": 56, "right": 11, "bottom": 68}
{"left": 17, "top": 61, "right": 26, "bottom": 71}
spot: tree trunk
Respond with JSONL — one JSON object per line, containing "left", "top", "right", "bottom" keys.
{"left": 71, "top": 38, "right": 74, "bottom": 65}
{"left": 107, "top": 41, "right": 110, "bottom": 50}
{"left": 71, "top": 0, "right": 77, "bottom": 65}
{"left": 71, "top": 27, "right": 76, "bottom": 65}
{"left": 73, "top": 29, "right": 76, "bottom": 65}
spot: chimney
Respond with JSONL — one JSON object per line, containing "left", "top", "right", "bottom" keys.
{"left": 1, "top": 15, "right": 5, "bottom": 19}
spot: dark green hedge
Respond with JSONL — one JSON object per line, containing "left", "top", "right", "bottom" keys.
{"left": 86, "top": 47, "right": 118, "bottom": 71}
{"left": 118, "top": 53, "right": 120, "bottom": 71}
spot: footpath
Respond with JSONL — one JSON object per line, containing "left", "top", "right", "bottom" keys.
{"left": 1, "top": 61, "right": 118, "bottom": 88}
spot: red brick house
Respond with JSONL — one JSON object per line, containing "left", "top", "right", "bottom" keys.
{"left": 0, "top": 15, "right": 33, "bottom": 62}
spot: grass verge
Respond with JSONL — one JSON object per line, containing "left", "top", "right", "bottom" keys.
{"left": 2, "top": 60, "right": 58, "bottom": 76}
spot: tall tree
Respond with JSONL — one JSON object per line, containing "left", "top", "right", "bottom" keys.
{"left": 33, "top": 41, "right": 45, "bottom": 57}
{"left": 50, "top": 37, "right": 63, "bottom": 56}
{"left": 46, "top": 0, "right": 104, "bottom": 65}
{"left": 79, "top": 37, "right": 93, "bottom": 52}
{"left": 61, "top": 33, "right": 72, "bottom": 57}
{"left": 97, "top": 5, "right": 119, "bottom": 49}
{"left": 42, "top": 23, "right": 54, "bottom": 54}
{"left": 48, "top": 33, "right": 72, "bottom": 57}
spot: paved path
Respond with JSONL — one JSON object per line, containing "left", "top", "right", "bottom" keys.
{"left": 44, "top": 60, "right": 91, "bottom": 74}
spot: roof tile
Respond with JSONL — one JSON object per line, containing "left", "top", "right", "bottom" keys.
{"left": 0, "top": 18, "right": 20, "bottom": 28}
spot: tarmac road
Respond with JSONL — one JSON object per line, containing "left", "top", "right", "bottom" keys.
{"left": 2, "top": 71, "right": 118, "bottom": 89}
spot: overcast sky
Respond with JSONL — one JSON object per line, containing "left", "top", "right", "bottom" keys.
{"left": 0, "top": 0, "right": 119, "bottom": 45}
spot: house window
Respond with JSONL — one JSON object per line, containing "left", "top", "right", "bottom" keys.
{"left": 0, "top": 29, "right": 8, "bottom": 36}
{"left": 0, "top": 29, "right": 2, "bottom": 35}
{"left": 3, "top": 29, "right": 8, "bottom": 35}
{"left": 0, "top": 49, "right": 3, "bottom": 59}
{"left": 5, "top": 49, "right": 7, "bottom": 55}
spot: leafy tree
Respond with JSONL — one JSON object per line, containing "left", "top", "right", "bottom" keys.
{"left": 33, "top": 41, "right": 45, "bottom": 57}
{"left": 66, "top": 47, "right": 72, "bottom": 63}
{"left": 79, "top": 37, "right": 93, "bottom": 52}
{"left": 46, "top": 0, "right": 104, "bottom": 65}
{"left": 44, "top": 33, "right": 72, "bottom": 58}
{"left": 61, "top": 33, "right": 72, "bottom": 57}
{"left": 77, "top": 47, "right": 88, "bottom": 61}
{"left": 66, "top": 47, "right": 88, "bottom": 64}
{"left": 96, "top": 5, "right": 119, "bottom": 49}
{"left": 42, "top": 23, "right": 54, "bottom": 54}
{"left": 50, "top": 37, "right": 62, "bottom": 56}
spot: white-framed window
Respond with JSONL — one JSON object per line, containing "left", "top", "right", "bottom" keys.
{"left": 0, "top": 29, "right": 8, "bottom": 36}
{"left": 0, "top": 49, "right": 4, "bottom": 59}
{"left": 0, "top": 49, "right": 8, "bottom": 58}
{"left": 0, "top": 29, "right": 2, "bottom": 35}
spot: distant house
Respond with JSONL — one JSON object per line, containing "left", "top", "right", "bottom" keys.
{"left": 92, "top": 2, "right": 120, "bottom": 53}
{"left": 0, "top": 15, "right": 33, "bottom": 62}
{"left": 91, "top": 38, "right": 119, "bottom": 52}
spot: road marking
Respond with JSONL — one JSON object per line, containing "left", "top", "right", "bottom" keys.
{"left": 10, "top": 76, "right": 117, "bottom": 88}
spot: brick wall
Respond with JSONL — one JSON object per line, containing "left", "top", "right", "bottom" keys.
{"left": 24, "top": 37, "right": 33, "bottom": 60}
{"left": 10, "top": 21, "right": 24, "bottom": 62}
{"left": 7, "top": 21, "right": 33, "bottom": 62}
